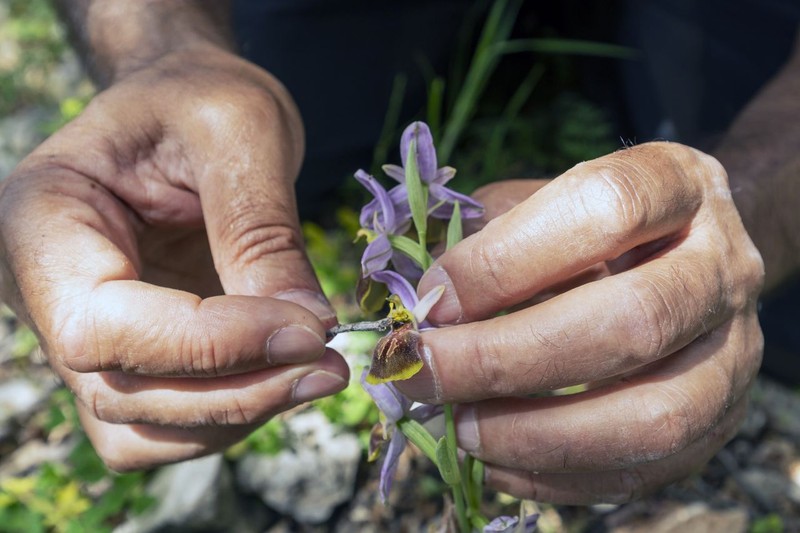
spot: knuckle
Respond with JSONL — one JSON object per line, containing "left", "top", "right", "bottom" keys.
{"left": 469, "top": 229, "right": 514, "bottom": 307}
{"left": 738, "top": 243, "right": 766, "bottom": 300}
{"left": 223, "top": 205, "right": 304, "bottom": 268}
{"left": 197, "top": 85, "right": 283, "bottom": 133}
{"left": 48, "top": 313, "right": 102, "bottom": 373}
{"left": 577, "top": 166, "right": 649, "bottom": 242}
{"left": 205, "top": 396, "right": 256, "bottom": 426}
{"left": 690, "top": 148, "right": 728, "bottom": 187}
{"left": 182, "top": 325, "right": 220, "bottom": 377}
{"left": 617, "top": 275, "right": 673, "bottom": 364}
{"left": 638, "top": 387, "right": 695, "bottom": 460}
{"left": 609, "top": 468, "right": 648, "bottom": 504}
{"left": 470, "top": 332, "right": 511, "bottom": 398}
{"left": 71, "top": 379, "right": 107, "bottom": 422}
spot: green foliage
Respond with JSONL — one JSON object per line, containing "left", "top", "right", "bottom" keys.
{"left": 0, "top": 459, "right": 153, "bottom": 533}
{"left": 450, "top": 91, "right": 617, "bottom": 193}
{"left": 0, "top": 0, "right": 67, "bottom": 116}
{"left": 302, "top": 208, "right": 361, "bottom": 303}
{"left": 314, "top": 377, "right": 378, "bottom": 430}
{"left": 42, "top": 95, "right": 91, "bottom": 134}
{"left": 0, "top": 306, "right": 40, "bottom": 360}
{"left": 237, "top": 418, "right": 287, "bottom": 456}
{"left": 750, "top": 514, "right": 784, "bottom": 533}
{"left": 0, "top": 388, "right": 154, "bottom": 531}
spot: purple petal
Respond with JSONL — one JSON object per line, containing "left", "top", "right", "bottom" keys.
{"left": 391, "top": 251, "right": 423, "bottom": 284}
{"left": 484, "top": 516, "right": 519, "bottom": 533}
{"left": 361, "top": 234, "right": 392, "bottom": 277}
{"left": 356, "top": 170, "right": 396, "bottom": 231}
{"left": 379, "top": 430, "right": 407, "bottom": 503}
{"left": 408, "top": 403, "right": 443, "bottom": 422}
{"left": 382, "top": 164, "right": 405, "bottom": 184}
{"left": 370, "top": 270, "right": 418, "bottom": 310}
{"left": 361, "top": 369, "right": 412, "bottom": 423}
{"left": 400, "top": 122, "right": 438, "bottom": 184}
{"left": 433, "top": 166, "right": 457, "bottom": 186}
{"left": 387, "top": 185, "right": 413, "bottom": 233}
{"left": 523, "top": 513, "right": 540, "bottom": 531}
{"left": 483, "top": 513, "right": 538, "bottom": 533}
{"left": 428, "top": 183, "right": 485, "bottom": 220}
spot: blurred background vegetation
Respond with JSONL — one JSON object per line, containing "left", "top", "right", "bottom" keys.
{"left": 0, "top": 0, "right": 633, "bottom": 530}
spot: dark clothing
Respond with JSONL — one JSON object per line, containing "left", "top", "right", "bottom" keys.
{"left": 232, "top": 0, "right": 800, "bottom": 383}
{"left": 233, "top": 0, "right": 472, "bottom": 217}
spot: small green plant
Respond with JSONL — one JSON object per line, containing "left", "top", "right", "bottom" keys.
{"left": 750, "top": 513, "right": 784, "bottom": 533}
{"left": 302, "top": 207, "right": 362, "bottom": 307}
{"left": 226, "top": 418, "right": 287, "bottom": 458}
{"left": 0, "top": 388, "right": 154, "bottom": 532}
{"left": 0, "top": 456, "right": 153, "bottom": 533}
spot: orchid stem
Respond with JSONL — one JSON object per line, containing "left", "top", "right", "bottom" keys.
{"left": 444, "top": 404, "right": 470, "bottom": 532}
{"left": 418, "top": 230, "right": 431, "bottom": 270}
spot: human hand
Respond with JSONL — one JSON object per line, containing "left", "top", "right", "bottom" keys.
{"left": 0, "top": 45, "right": 348, "bottom": 471}
{"left": 399, "top": 142, "right": 765, "bottom": 504}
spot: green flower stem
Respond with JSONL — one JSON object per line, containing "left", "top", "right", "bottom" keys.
{"left": 444, "top": 404, "right": 470, "bottom": 532}
{"left": 396, "top": 418, "right": 438, "bottom": 463}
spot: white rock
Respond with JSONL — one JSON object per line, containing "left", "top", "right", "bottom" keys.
{"left": 237, "top": 410, "right": 362, "bottom": 524}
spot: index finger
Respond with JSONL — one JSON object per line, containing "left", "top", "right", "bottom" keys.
{"left": 418, "top": 143, "right": 714, "bottom": 325}
{"left": 0, "top": 169, "right": 326, "bottom": 377}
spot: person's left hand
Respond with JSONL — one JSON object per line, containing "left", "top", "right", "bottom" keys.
{"left": 398, "top": 142, "right": 765, "bottom": 504}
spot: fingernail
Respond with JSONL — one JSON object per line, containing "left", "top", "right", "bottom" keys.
{"left": 418, "top": 266, "right": 462, "bottom": 325}
{"left": 456, "top": 404, "right": 481, "bottom": 453}
{"left": 267, "top": 325, "right": 326, "bottom": 365}
{"left": 274, "top": 289, "right": 337, "bottom": 323}
{"left": 292, "top": 370, "right": 347, "bottom": 403}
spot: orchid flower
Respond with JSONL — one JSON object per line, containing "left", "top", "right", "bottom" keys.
{"left": 361, "top": 369, "right": 443, "bottom": 503}
{"left": 355, "top": 170, "right": 414, "bottom": 277}
{"left": 347, "top": 120, "right": 493, "bottom": 530}
{"left": 364, "top": 277, "right": 445, "bottom": 385}
{"left": 382, "top": 122, "right": 484, "bottom": 220}
{"left": 484, "top": 513, "right": 539, "bottom": 533}
{"left": 370, "top": 270, "right": 440, "bottom": 329}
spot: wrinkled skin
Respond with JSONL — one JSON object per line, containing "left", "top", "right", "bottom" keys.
{"left": 0, "top": 46, "right": 349, "bottom": 471}
{"left": 399, "top": 143, "right": 765, "bottom": 504}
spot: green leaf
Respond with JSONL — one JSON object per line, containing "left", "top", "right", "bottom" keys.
{"left": 446, "top": 201, "right": 463, "bottom": 250}
{"left": 438, "top": 0, "right": 524, "bottom": 162}
{"left": 427, "top": 77, "right": 445, "bottom": 143}
{"left": 435, "top": 437, "right": 461, "bottom": 486}
{"left": 397, "top": 418, "right": 438, "bottom": 463}
{"left": 404, "top": 137, "right": 430, "bottom": 255}
{"left": 388, "top": 234, "right": 434, "bottom": 268}
{"left": 496, "top": 38, "right": 639, "bottom": 60}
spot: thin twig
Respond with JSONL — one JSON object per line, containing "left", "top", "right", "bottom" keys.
{"left": 326, "top": 318, "right": 393, "bottom": 340}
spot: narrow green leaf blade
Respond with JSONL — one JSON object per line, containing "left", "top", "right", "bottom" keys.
{"left": 387, "top": 234, "right": 433, "bottom": 268}
{"left": 446, "top": 201, "right": 463, "bottom": 250}
{"left": 404, "top": 137, "right": 429, "bottom": 242}
{"left": 435, "top": 437, "right": 462, "bottom": 486}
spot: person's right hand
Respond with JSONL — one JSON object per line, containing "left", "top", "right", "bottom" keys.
{"left": 0, "top": 44, "right": 349, "bottom": 471}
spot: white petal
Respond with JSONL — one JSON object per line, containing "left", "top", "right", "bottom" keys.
{"left": 412, "top": 285, "right": 445, "bottom": 324}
